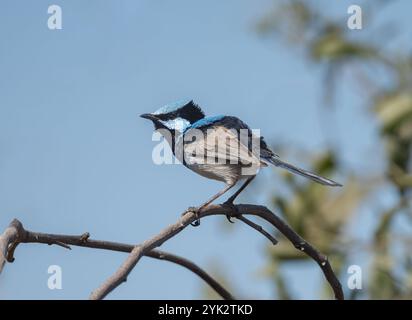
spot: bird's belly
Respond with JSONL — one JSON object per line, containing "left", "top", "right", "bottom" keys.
{"left": 186, "top": 163, "right": 239, "bottom": 184}
{"left": 186, "top": 163, "right": 259, "bottom": 184}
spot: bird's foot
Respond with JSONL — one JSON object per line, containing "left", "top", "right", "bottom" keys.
{"left": 182, "top": 206, "right": 201, "bottom": 227}
{"left": 222, "top": 201, "right": 240, "bottom": 223}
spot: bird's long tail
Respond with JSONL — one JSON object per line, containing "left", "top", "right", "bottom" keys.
{"left": 267, "top": 157, "right": 342, "bottom": 187}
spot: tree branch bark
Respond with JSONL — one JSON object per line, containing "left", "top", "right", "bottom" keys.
{"left": 1, "top": 203, "right": 344, "bottom": 300}
{"left": 0, "top": 219, "right": 234, "bottom": 300}
{"left": 90, "top": 204, "right": 344, "bottom": 300}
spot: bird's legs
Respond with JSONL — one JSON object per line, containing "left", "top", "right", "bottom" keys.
{"left": 185, "top": 183, "right": 236, "bottom": 227}
{"left": 223, "top": 176, "right": 256, "bottom": 223}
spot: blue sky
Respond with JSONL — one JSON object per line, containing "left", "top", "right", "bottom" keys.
{"left": 0, "top": 0, "right": 411, "bottom": 299}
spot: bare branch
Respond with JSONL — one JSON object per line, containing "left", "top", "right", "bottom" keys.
{"left": 91, "top": 204, "right": 344, "bottom": 300}
{"left": 0, "top": 219, "right": 233, "bottom": 300}
{"left": 205, "top": 204, "right": 344, "bottom": 300}
{"left": 0, "top": 219, "right": 22, "bottom": 273}
{"left": 148, "top": 250, "right": 234, "bottom": 300}
{"left": 89, "top": 210, "right": 198, "bottom": 299}
{"left": 236, "top": 215, "right": 278, "bottom": 245}
{"left": 1, "top": 204, "right": 343, "bottom": 300}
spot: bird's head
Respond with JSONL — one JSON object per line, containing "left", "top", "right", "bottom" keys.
{"left": 140, "top": 99, "right": 205, "bottom": 132}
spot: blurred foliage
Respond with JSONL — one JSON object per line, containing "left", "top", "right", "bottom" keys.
{"left": 255, "top": 0, "right": 412, "bottom": 299}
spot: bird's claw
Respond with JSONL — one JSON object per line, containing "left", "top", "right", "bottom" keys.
{"left": 223, "top": 201, "right": 239, "bottom": 223}
{"left": 182, "top": 206, "right": 201, "bottom": 227}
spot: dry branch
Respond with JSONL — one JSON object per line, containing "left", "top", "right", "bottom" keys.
{"left": 1, "top": 203, "right": 344, "bottom": 300}
{"left": 0, "top": 219, "right": 233, "bottom": 300}
{"left": 91, "top": 204, "right": 344, "bottom": 300}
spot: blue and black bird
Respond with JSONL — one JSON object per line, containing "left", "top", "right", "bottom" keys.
{"left": 141, "top": 100, "right": 341, "bottom": 225}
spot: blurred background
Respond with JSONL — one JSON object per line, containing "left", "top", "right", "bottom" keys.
{"left": 0, "top": 0, "right": 411, "bottom": 299}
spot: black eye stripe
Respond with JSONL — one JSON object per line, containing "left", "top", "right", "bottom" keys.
{"left": 155, "top": 110, "right": 179, "bottom": 121}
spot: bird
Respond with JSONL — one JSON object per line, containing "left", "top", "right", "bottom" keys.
{"left": 141, "top": 100, "right": 342, "bottom": 226}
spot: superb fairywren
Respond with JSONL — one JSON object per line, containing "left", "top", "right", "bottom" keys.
{"left": 141, "top": 100, "right": 341, "bottom": 225}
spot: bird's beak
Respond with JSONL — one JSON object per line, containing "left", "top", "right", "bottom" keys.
{"left": 140, "top": 113, "right": 158, "bottom": 121}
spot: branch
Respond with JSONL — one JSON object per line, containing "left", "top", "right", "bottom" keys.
{"left": 0, "top": 219, "right": 233, "bottom": 300}
{"left": 236, "top": 215, "right": 278, "bottom": 245}
{"left": 0, "top": 220, "right": 20, "bottom": 273}
{"left": 91, "top": 204, "right": 344, "bottom": 300}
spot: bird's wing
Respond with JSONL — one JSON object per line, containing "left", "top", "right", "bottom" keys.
{"left": 183, "top": 126, "right": 262, "bottom": 166}
{"left": 216, "top": 116, "right": 277, "bottom": 160}
{"left": 183, "top": 115, "right": 276, "bottom": 165}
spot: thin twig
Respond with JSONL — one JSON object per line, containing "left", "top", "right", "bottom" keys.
{"left": 236, "top": 215, "right": 278, "bottom": 245}
{"left": 206, "top": 204, "right": 344, "bottom": 300}
{"left": 149, "top": 249, "right": 233, "bottom": 300}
